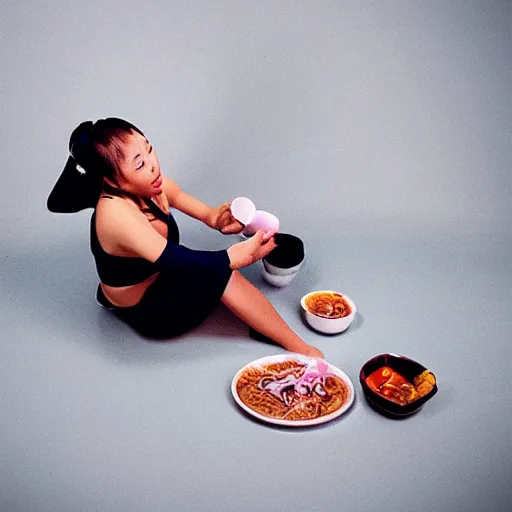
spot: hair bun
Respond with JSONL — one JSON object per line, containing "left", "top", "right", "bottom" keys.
{"left": 69, "top": 121, "right": 94, "bottom": 163}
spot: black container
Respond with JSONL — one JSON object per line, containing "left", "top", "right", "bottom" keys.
{"left": 359, "top": 353, "right": 438, "bottom": 418}
{"left": 263, "top": 233, "right": 305, "bottom": 269}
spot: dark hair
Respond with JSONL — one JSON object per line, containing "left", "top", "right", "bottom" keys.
{"left": 48, "top": 118, "right": 146, "bottom": 213}
{"left": 70, "top": 118, "right": 145, "bottom": 185}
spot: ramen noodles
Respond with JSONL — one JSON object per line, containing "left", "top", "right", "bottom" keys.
{"left": 236, "top": 359, "right": 349, "bottom": 420}
{"left": 304, "top": 292, "right": 351, "bottom": 319}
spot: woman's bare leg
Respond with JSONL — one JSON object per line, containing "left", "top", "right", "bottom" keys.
{"left": 221, "top": 271, "right": 323, "bottom": 357}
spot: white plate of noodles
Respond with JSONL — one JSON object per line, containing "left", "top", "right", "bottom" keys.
{"left": 231, "top": 354, "right": 355, "bottom": 426}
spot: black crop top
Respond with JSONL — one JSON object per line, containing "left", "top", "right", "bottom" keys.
{"left": 90, "top": 198, "right": 180, "bottom": 287}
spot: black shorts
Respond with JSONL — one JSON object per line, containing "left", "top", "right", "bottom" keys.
{"left": 97, "top": 265, "right": 232, "bottom": 339}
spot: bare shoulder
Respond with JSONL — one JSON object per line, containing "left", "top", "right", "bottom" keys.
{"left": 96, "top": 196, "right": 142, "bottom": 229}
{"left": 95, "top": 196, "right": 167, "bottom": 261}
{"left": 95, "top": 197, "right": 147, "bottom": 254}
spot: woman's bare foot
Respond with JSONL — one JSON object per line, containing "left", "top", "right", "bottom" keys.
{"left": 222, "top": 271, "right": 325, "bottom": 360}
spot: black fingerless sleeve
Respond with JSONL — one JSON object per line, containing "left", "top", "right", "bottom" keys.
{"left": 155, "top": 241, "right": 230, "bottom": 273}
{"left": 154, "top": 240, "right": 233, "bottom": 297}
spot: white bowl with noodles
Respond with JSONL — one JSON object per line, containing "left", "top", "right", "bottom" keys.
{"left": 231, "top": 354, "right": 355, "bottom": 427}
{"left": 300, "top": 290, "right": 357, "bottom": 334}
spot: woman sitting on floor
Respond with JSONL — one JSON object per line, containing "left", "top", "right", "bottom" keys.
{"left": 47, "top": 118, "right": 323, "bottom": 358}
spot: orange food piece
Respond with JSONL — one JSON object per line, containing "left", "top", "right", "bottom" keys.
{"left": 413, "top": 370, "right": 436, "bottom": 397}
{"left": 365, "top": 366, "right": 422, "bottom": 406}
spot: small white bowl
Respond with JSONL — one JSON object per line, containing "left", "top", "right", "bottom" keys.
{"left": 230, "top": 197, "right": 256, "bottom": 225}
{"left": 244, "top": 210, "right": 280, "bottom": 236}
{"left": 263, "top": 259, "right": 304, "bottom": 276}
{"left": 300, "top": 291, "right": 357, "bottom": 334}
{"left": 262, "top": 267, "right": 298, "bottom": 287}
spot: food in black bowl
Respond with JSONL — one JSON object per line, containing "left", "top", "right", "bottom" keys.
{"left": 359, "top": 353, "right": 438, "bottom": 418}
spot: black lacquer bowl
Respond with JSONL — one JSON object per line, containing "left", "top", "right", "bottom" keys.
{"left": 263, "top": 233, "right": 305, "bottom": 270}
{"left": 359, "top": 353, "right": 438, "bottom": 418}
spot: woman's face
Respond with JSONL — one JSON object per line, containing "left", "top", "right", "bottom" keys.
{"left": 112, "top": 130, "right": 163, "bottom": 197}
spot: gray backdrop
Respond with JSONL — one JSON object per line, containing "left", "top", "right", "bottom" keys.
{"left": 1, "top": 1, "right": 511, "bottom": 511}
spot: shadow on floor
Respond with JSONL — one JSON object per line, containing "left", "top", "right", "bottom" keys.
{"left": 0, "top": 236, "right": 261, "bottom": 365}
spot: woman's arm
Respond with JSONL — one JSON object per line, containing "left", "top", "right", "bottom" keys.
{"left": 162, "top": 176, "right": 243, "bottom": 234}
{"left": 162, "top": 176, "right": 215, "bottom": 226}
{"left": 97, "top": 197, "right": 275, "bottom": 270}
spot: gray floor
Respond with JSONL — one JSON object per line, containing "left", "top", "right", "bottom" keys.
{"left": 2, "top": 2, "right": 512, "bottom": 512}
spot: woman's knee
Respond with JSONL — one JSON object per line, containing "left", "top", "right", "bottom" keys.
{"left": 224, "top": 269, "right": 241, "bottom": 288}
{"left": 221, "top": 270, "right": 244, "bottom": 303}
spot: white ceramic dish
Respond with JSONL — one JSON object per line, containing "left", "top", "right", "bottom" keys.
{"left": 230, "top": 197, "right": 256, "bottom": 225}
{"left": 230, "top": 197, "right": 279, "bottom": 235}
{"left": 231, "top": 354, "right": 355, "bottom": 427}
{"left": 300, "top": 291, "right": 357, "bottom": 334}
{"left": 243, "top": 210, "right": 280, "bottom": 235}
{"left": 263, "top": 259, "right": 304, "bottom": 276}
{"left": 262, "top": 266, "right": 298, "bottom": 287}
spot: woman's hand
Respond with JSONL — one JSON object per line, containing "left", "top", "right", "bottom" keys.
{"left": 227, "top": 230, "right": 277, "bottom": 270}
{"left": 208, "top": 202, "right": 244, "bottom": 234}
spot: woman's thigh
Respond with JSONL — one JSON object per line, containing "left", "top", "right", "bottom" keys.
{"left": 118, "top": 270, "right": 229, "bottom": 338}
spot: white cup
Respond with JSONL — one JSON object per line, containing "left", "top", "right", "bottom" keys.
{"left": 262, "top": 266, "right": 299, "bottom": 287}
{"left": 263, "top": 259, "right": 304, "bottom": 276}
